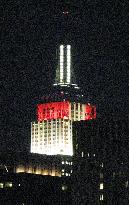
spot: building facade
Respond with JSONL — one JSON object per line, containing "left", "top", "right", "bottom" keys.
{"left": 0, "top": 173, "right": 71, "bottom": 205}
{"left": 0, "top": 152, "right": 72, "bottom": 204}
{"left": 72, "top": 117, "right": 129, "bottom": 205}
{"left": 31, "top": 45, "right": 96, "bottom": 156}
{"left": 0, "top": 152, "right": 73, "bottom": 177}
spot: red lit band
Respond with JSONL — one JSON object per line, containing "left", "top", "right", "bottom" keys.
{"left": 85, "top": 105, "right": 96, "bottom": 120}
{"left": 37, "top": 101, "right": 96, "bottom": 121}
{"left": 37, "top": 101, "right": 70, "bottom": 121}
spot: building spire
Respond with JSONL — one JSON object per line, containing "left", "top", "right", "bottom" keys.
{"left": 54, "top": 44, "right": 78, "bottom": 88}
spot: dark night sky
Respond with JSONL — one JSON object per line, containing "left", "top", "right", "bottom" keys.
{"left": 0, "top": 0, "right": 129, "bottom": 152}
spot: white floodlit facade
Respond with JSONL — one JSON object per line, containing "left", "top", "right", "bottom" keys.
{"left": 54, "top": 44, "right": 78, "bottom": 87}
{"left": 31, "top": 119, "right": 73, "bottom": 155}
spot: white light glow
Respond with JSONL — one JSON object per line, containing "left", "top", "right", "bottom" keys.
{"left": 100, "top": 194, "right": 104, "bottom": 201}
{"left": 5, "top": 182, "right": 13, "bottom": 188}
{"left": 60, "top": 84, "right": 68, "bottom": 87}
{"left": 60, "top": 45, "right": 64, "bottom": 83}
{"left": 67, "top": 45, "right": 71, "bottom": 50}
{"left": 4, "top": 165, "right": 8, "bottom": 173}
{"left": 81, "top": 152, "right": 84, "bottom": 157}
{"left": 31, "top": 119, "right": 73, "bottom": 156}
{"left": 0, "top": 183, "right": 3, "bottom": 189}
{"left": 67, "top": 45, "right": 71, "bottom": 83}
{"left": 100, "top": 183, "right": 104, "bottom": 190}
{"left": 62, "top": 185, "right": 68, "bottom": 191}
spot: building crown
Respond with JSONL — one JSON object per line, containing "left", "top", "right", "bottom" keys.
{"left": 54, "top": 45, "right": 79, "bottom": 88}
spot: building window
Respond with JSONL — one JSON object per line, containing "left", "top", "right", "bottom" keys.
{"left": 5, "top": 182, "right": 13, "bottom": 188}
{"left": 100, "top": 194, "right": 104, "bottom": 201}
{"left": 100, "top": 183, "right": 104, "bottom": 190}
{"left": 0, "top": 183, "right": 3, "bottom": 188}
{"left": 62, "top": 185, "right": 68, "bottom": 191}
{"left": 81, "top": 152, "right": 84, "bottom": 157}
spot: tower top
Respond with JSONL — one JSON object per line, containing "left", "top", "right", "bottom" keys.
{"left": 54, "top": 44, "right": 79, "bottom": 89}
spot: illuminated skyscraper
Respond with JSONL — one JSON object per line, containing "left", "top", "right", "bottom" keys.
{"left": 31, "top": 45, "right": 96, "bottom": 156}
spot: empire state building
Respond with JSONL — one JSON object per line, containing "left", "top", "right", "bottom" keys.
{"left": 30, "top": 44, "right": 96, "bottom": 156}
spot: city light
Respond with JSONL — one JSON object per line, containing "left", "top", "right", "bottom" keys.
{"left": 67, "top": 45, "right": 71, "bottom": 83}
{"left": 60, "top": 45, "right": 64, "bottom": 83}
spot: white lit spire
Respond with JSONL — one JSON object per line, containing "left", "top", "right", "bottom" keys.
{"left": 67, "top": 45, "right": 71, "bottom": 83}
{"left": 60, "top": 45, "right": 64, "bottom": 83}
{"left": 54, "top": 45, "right": 78, "bottom": 87}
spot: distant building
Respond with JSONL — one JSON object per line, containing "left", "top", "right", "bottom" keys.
{"left": 0, "top": 173, "right": 71, "bottom": 205}
{"left": 31, "top": 45, "right": 96, "bottom": 156}
{"left": 0, "top": 152, "right": 72, "bottom": 204}
{"left": 0, "top": 152, "right": 72, "bottom": 177}
{"left": 72, "top": 117, "right": 129, "bottom": 205}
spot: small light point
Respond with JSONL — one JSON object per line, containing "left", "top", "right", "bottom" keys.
{"left": 63, "top": 11, "right": 69, "bottom": 15}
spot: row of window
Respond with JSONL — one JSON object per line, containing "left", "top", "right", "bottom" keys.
{"left": 32, "top": 141, "right": 69, "bottom": 146}
{"left": 0, "top": 182, "right": 13, "bottom": 189}
{"left": 32, "top": 136, "right": 69, "bottom": 141}
{"left": 32, "top": 130, "right": 69, "bottom": 135}
{"left": 62, "top": 161, "right": 72, "bottom": 165}
{"left": 33, "top": 125, "right": 69, "bottom": 129}
{"left": 62, "top": 173, "right": 71, "bottom": 176}
{"left": 32, "top": 120, "right": 70, "bottom": 126}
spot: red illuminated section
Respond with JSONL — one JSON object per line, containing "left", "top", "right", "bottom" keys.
{"left": 85, "top": 104, "right": 96, "bottom": 120}
{"left": 37, "top": 101, "right": 70, "bottom": 121}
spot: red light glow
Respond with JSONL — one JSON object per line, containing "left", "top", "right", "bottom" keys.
{"left": 85, "top": 105, "right": 96, "bottom": 120}
{"left": 37, "top": 101, "right": 70, "bottom": 121}
{"left": 37, "top": 102, "right": 96, "bottom": 121}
